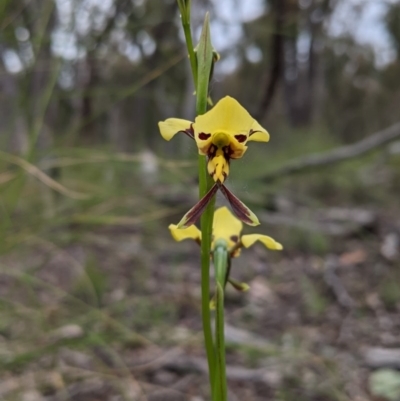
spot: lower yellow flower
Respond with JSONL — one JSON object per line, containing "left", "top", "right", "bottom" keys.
{"left": 169, "top": 207, "right": 282, "bottom": 258}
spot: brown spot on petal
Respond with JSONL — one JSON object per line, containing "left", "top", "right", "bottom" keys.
{"left": 230, "top": 235, "right": 239, "bottom": 243}
{"left": 249, "top": 129, "right": 264, "bottom": 138}
{"left": 199, "top": 133, "right": 211, "bottom": 140}
{"left": 234, "top": 134, "right": 247, "bottom": 143}
{"left": 209, "top": 145, "right": 216, "bottom": 157}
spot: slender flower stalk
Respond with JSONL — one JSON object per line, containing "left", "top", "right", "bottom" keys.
{"left": 162, "top": 3, "right": 282, "bottom": 400}
{"left": 177, "top": 4, "right": 217, "bottom": 396}
{"left": 214, "top": 239, "right": 228, "bottom": 401}
{"left": 195, "top": 13, "right": 217, "bottom": 398}
{"left": 177, "top": 0, "right": 197, "bottom": 84}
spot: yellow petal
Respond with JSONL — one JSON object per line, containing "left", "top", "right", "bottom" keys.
{"left": 241, "top": 234, "right": 283, "bottom": 250}
{"left": 169, "top": 224, "right": 201, "bottom": 242}
{"left": 158, "top": 118, "right": 193, "bottom": 141}
{"left": 194, "top": 132, "right": 213, "bottom": 155}
{"left": 212, "top": 206, "right": 243, "bottom": 249}
{"left": 248, "top": 121, "right": 270, "bottom": 142}
{"left": 193, "top": 97, "right": 267, "bottom": 148}
{"left": 195, "top": 96, "right": 253, "bottom": 135}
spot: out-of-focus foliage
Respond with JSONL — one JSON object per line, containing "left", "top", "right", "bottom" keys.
{"left": 1, "top": 0, "right": 400, "bottom": 155}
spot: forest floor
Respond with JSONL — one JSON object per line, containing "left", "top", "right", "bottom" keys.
{"left": 1, "top": 145, "right": 400, "bottom": 401}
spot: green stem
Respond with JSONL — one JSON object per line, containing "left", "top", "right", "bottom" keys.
{"left": 181, "top": 23, "right": 198, "bottom": 86}
{"left": 178, "top": 1, "right": 198, "bottom": 86}
{"left": 177, "top": 5, "right": 216, "bottom": 398}
{"left": 214, "top": 242, "right": 228, "bottom": 401}
{"left": 196, "top": 20, "right": 217, "bottom": 397}
{"left": 199, "top": 156, "right": 216, "bottom": 396}
{"left": 197, "top": 36, "right": 217, "bottom": 399}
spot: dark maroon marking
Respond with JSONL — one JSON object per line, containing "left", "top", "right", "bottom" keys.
{"left": 230, "top": 235, "right": 239, "bottom": 243}
{"left": 183, "top": 131, "right": 194, "bottom": 139}
{"left": 234, "top": 134, "right": 247, "bottom": 143}
{"left": 209, "top": 144, "right": 216, "bottom": 155}
{"left": 183, "top": 124, "right": 195, "bottom": 139}
{"left": 249, "top": 129, "right": 261, "bottom": 137}
{"left": 223, "top": 146, "right": 233, "bottom": 158}
{"left": 198, "top": 132, "right": 211, "bottom": 140}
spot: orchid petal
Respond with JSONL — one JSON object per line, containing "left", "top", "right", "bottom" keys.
{"left": 218, "top": 184, "right": 260, "bottom": 226}
{"left": 241, "top": 234, "right": 283, "bottom": 250}
{"left": 212, "top": 207, "right": 243, "bottom": 249}
{"left": 248, "top": 121, "right": 270, "bottom": 142}
{"left": 194, "top": 97, "right": 255, "bottom": 138}
{"left": 169, "top": 224, "right": 201, "bottom": 242}
{"left": 158, "top": 118, "right": 193, "bottom": 141}
{"left": 176, "top": 183, "right": 218, "bottom": 228}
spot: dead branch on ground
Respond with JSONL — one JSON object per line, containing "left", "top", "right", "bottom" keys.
{"left": 261, "top": 121, "right": 400, "bottom": 182}
{"left": 129, "top": 348, "right": 281, "bottom": 387}
{"left": 364, "top": 347, "right": 400, "bottom": 369}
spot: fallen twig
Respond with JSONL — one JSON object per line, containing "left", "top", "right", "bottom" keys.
{"left": 163, "top": 355, "right": 282, "bottom": 386}
{"left": 129, "top": 348, "right": 281, "bottom": 386}
{"left": 364, "top": 347, "right": 400, "bottom": 369}
{"left": 261, "top": 121, "right": 400, "bottom": 181}
{"left": 259, "top": 207, "right": 376, "bottom": 237}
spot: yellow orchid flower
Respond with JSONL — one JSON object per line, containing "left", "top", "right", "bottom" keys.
{"left": 158, "top": 96, "right": 270, "bottom": 228}
{"left": 159, "top": 96, "right": 269, "bottom": 184}
{"left": 169, "top": 206, "right": 282, "bottom": 258}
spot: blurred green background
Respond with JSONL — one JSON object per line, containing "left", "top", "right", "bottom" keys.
{"left": 1, "top": 0, "right": 400, "bottom": 400}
